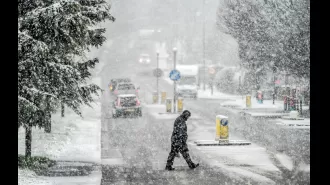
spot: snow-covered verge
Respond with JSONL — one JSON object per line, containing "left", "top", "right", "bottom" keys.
{"left": 18, "top": 168, "right": 52, "bottom": 185}
{"left": 197, "top": 86, "right": 242, "bottom": 100}
{"left": 221, "top": 98, "right": 284, "bottom": 109}
{"left": 18, "top": 103, "right": 101, "bottom": 163}
{"left": 18, "top": 167, "right": 102, "bottom": 185}
{"left": 18, "top": 78, "right": 102, "bottom": 164}
{"left": 275, "top": 153, "right": 294, "bottom": 171}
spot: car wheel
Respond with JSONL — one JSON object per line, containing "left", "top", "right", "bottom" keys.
{"left": 138, "top": 109, "right": 142, "bottom": 117}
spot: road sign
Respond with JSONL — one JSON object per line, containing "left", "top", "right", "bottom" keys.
{"left": 208, "top": 67, "right": 216, "bottom": 74}
{"left": 153, "top": 68, "right": 163, "bottom": 77}
{"left": 169, "top": 69, "right": 181, "bottom": 81}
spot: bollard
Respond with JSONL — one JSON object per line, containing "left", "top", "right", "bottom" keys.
{"left": 152, "top": 91, "right": 158, "bottom": 104}
{"left": 300, "top": 99, "right": 303, "bottom": 116}
{"left": 295, "top": 99, "right": 299, "bottom": 111}
{"left": 284, "top": 96, "right": 287, "bottom": 111}
{"left": 161, "top": 92, "right": 166, "bottom": 104}
{"left": 288, "top": 97, "right": 292, "bottom": 110}
{"left": 215, "top": 115, "right": 229, "bottom": 143}
{"left": 246, "top": 95, "right": 251, "bottom": 108}
{"left": 177, "top": 97, "right": 183, "bottom": 112}
{"left": 257, "top": 91, "right": 263, "bottom": 104}
{"left": 292, "top": 97, "right": 296, "bottom": 110}
{"left": 289, "top": 97, "right": 295, "bottom": 111}
{"left": 166, "top": 98, "right": 172, "bottom": 113}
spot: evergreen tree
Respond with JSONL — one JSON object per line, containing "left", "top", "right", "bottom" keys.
{"left": 217, "top": 0, "right": 309, "bottom": 90}
{"left": 18, "top": 0, "right": 115, "bottom": 157}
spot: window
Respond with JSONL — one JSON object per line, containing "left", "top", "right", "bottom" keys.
{"left": 178, "top": 76, "right": 196, "bottom": 85}
{"left": 118, "top": 84, "right": 135, "bottom": 90}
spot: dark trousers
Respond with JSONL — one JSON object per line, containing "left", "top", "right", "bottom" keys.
{"left": 166, "top": 142, "right": 193, "bottom": 167}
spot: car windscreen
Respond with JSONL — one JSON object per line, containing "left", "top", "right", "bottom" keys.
{"left": 177, "top": 76, "right": 196, "bottom": 85}
{"left": 117, "top": 79, "right": 131, "bottom": 83}
{"left": 141, "top": 55, "right": 149, "bottom": 59}
{"left": 117, "top": 84, "right": 135, "bottom": 90}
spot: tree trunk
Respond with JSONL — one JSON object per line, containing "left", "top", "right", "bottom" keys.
{"left": 45, "top": 96, "right": 52, "bottom": 133}
{"left": 25, "top": 124, "right": 32, "bottom": 158}
{"left": 44, "top": 112, "right": 51, "bottom": 133}
{"left": 61, "top": 103, "right": 65, "bottom": 117}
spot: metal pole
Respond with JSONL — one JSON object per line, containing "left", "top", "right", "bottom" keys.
{"left": 173, "top": 48, "right": 177, "bottom": 113}
{"left": 273, "top": 75, "right": 276, "bottom": 105}
{"left": 202, "top": 0, "right": 206, "bottom": 91}
{"left": 211, "top": 79, "right": 213, "bottom": 95}
{"left": 157, "top": 52, "right": 159, "bottom": 104}
{"left": 239, "top": 76, "right": 242, "bottom": 99}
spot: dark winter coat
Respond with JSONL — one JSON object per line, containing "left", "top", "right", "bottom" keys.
{"left": 171, "top": 115, "right": 188, "bottom": 145}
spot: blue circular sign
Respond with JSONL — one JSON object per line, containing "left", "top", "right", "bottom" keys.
{"left": 220, "top": 119, "right": 228, "bottom": 126}
{"left": 169, "top": 69, "right": 181, "bottom": 81}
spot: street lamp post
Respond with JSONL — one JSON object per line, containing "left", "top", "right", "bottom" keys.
{"left": 173, "top": 47, "right": 177, "bottom": 113}
{"left": 157, "top": 51, "right": 159, "bottom": 103}
{"left": 273, "top": 75, "right": 276, "bottom": 105}
{"left": 202, "top": 0, "right": 206, "bottom": 91}
{"left": 271, "top": 54, "right": 277, "bottom": 105}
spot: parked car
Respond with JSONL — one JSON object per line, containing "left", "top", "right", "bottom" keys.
{"left": 112, "top": 82, "right": 139, "bottom": 97}
{"left": 112, "top": 94, "right": 142, "bottom": 118}
{"left": 109, "top": 78, "right": 131, "bottom": 92}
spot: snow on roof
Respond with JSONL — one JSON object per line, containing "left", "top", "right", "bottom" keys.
{"left": 118, "top": 94, "right": 136, "bottom": 97}
{"left": 117, "top": 82, "right": 134, "bottom": 85}
{"left": 176, "top": 65, "right": 199, "bottom": 75}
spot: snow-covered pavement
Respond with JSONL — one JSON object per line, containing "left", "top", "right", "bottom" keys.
{"left": 18, "top": 79, "right": 102, "bottom": 184}
{"left": 18, "top": 168, "right": 52, "bottom": 185}
{"left": 18, "top": 100, "right": 101, "bottom": 163}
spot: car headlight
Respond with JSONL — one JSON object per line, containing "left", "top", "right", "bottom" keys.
{"left": 139, "top": 59, "right": 142, "bottom": 63}
{"left": 146, "top": 59, "right": 150, "bottom": 63}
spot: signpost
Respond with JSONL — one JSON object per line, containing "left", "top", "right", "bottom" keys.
{"left": 153, "top": 68, "right": 163, "bottom": 78}
{"left": 208, "top": 67, "right": 216, "bottom": 95}
{"left": 208, "top": 67, "right": 215, "bottom": 75}
{"left": 169, "top": 69, "right": 181, "bottom": 81}
{"left": 154, "top": 52, "right": 163, "bottom": 103}
{"left": 156, "top": 52, "right": 159, "bottom": 101}
{"left": 172, "top": 48, "right": 178, "bottom": 113}
{"left": 169, "top": 69, "right": 181, "bottom": 112}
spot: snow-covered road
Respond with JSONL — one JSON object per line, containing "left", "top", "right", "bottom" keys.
{"left": 99, "top": 53, "right": 310, "bottom": 184}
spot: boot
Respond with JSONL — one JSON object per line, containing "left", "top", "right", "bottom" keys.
{"left": 189, "top": 163, "right": 199, "bottom": 169}
{"left": 165, "top": 165, "right": 175, "bottom": 171}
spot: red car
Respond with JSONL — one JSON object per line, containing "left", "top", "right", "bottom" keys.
{"left": 112, "top": 94, "right": 142, "bottom": 118}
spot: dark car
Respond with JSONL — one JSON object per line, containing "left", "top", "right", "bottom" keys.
{"left": 108, "top": 78, "right": 132, "bottom": 92}
{"left": 112, "top": 94, "right": 142, "bottom": 118}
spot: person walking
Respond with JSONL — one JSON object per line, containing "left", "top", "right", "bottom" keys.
{"left": 165, "top": 110, "right": 199, "bottom": 171}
